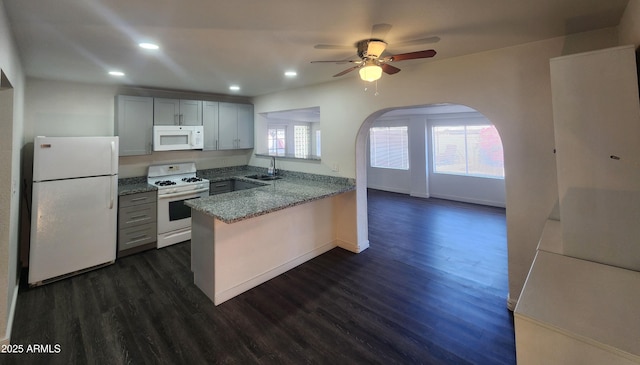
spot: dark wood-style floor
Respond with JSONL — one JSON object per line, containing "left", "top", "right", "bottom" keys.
{"left": 4, "top": 189, "right": 515, "bottom": 364}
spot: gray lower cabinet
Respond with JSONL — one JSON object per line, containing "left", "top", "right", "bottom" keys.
{"left": 118, "top": 191, "right": 157, "bottom": 257}
{"left": 233, "top": 180, "right": 264, "bottom": 191}
{"left": 209, "top": 179, "right": 265, "bottom": 195}
{"left": 210, "top": 180, "right": 233, "bottom": 195}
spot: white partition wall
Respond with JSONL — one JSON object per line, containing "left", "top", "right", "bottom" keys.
{"left": 550, "top": 45, "right": 640, "bottom": 271}
{"left": 516, "top": 45, "right": 640, "bottom": 364}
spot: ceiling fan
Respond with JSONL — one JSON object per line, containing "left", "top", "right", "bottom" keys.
{"left": 311, "top": 24, "right": 439, "bottom": 82}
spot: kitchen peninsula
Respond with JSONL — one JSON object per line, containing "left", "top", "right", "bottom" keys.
{"left": 186, "top": 171, "right": 357, "bottom": 305}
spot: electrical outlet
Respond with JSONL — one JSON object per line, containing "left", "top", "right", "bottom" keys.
{"left": 331, "top": 163, "right": 340, "bottom": 172}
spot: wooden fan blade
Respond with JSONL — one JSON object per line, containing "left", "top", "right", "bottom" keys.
{"left": 381, "top": 63, "right": 401, "bottom": 75}
{"left": 386, "top": 49, "right": 437, "bottom": 62}
{"left": 333, "top": 66, "right": 359, "bottom": 77}
{"left": 371, "top": 23, "right": 392, "bottom": 40}
{"left": 314, "top": 44, "right": 354, "bottom": 50}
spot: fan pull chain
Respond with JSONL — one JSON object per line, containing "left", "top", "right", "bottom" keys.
{"left": 363, "top": 80, "right": 380, "bottom": 96}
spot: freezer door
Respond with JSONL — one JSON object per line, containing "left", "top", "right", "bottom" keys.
{"left": 29, "top": 175, "right": 117, "bottom": 284}
{"left": 33, "top": 136, "right": 119, "bottom": 181}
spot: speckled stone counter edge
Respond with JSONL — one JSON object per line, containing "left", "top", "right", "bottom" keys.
{"left": 197, "top": 165, "right": 355, "bottom": 186}
{"left": 187, "top": 182, "right": 355, "bottom": 224}
{"left": 118, "top": 176, "right": 157, "bottom": 196}
{"left": 191, "top": 165, "right": 356, "bottom": 223}
{"left": 118, "top": 165, "right": 354, "bottom": 197}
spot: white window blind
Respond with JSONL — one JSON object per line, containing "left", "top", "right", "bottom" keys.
{"left": 369, "top": 126, "right": 409, "bottom": 170}
{"left": 315, "top": 130, "right": 321, "bottom": 157}
{"left": 433, "top": 124, "right": 504, "bottom": 178}
{"left": 268, "top": 127, "right": 286, "bottom": 156}
{"left": 294, "top": 125, "right": 310, "bottom": 158}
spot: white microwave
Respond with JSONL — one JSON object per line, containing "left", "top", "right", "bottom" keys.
{"left": 153, "top": 125, "right": 204, "bottom": 151}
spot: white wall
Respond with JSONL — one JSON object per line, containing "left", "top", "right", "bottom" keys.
{"left": 251, "top": 28, "right": 620, "bottom": 309}
{"left": 0, "top": 0, "right": 26, "bottom": 344}
{"left": 620, "top": 0, "right": 640, "bottom": 45}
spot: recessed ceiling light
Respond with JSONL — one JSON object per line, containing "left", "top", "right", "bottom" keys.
{"left": 108, "top": 71, "right": 125, "bottom": 77}
{"left": 138, "top": 42, "right": 159, "bottom": 50}
{"left": 284, "top": 71, "right": 297, "bottom": 77}
{"left": 229, "top": 85, "right": 240, "bottom": 91}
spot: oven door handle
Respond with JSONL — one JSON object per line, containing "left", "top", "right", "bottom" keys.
{"left": 158, "top": 188, "right": 209, "bottom": 200}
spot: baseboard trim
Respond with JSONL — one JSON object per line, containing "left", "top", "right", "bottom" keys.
{"left": 366, "top": 185, "right": 410, "bottom": 195}
{"left": 429, "top": 193, "right": 506, "bottom": 208}
{"left": 214, "top": 241, "right": 337, "bottom": 305}
{"left": 507, "top": 293, "right": 518, "bottom": 311}
{"left": 337, "top": 239, "right": 369, "bottom": 253}
{"left": 1, "top": 283, "right": 19, "bottom": 345}
{"left": 410, "top": 192, "right": 429, "bottom": 199}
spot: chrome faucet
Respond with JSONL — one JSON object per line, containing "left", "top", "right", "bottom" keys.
{"left": 268, "top": 156, "right": 276, "bottom": 176}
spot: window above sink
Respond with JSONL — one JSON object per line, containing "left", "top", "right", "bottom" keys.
{"left": 256, "top": 106, "right": 321, "bottom": 161}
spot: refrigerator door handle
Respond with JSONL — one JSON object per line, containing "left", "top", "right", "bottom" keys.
{"left": 109, "top": 176, "right": 115, "bottom": 209}
{"left": 110, "top": 140, "right": 116, "bottom": 173}
{"left": 109, "top": 140, "right": 116, "bottom": 209}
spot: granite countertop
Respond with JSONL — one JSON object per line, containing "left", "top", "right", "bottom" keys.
{"left": 186, "top": 174, "right": 355, "bottom": 224}
{"left": 118, "top": 177, "right": 157, "bottom": 196}
{"left": 117, "top": 167, "right": 355, "bottom": 222}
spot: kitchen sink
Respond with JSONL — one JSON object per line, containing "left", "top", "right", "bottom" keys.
{"left": 245, "top": 174, "right": 282, "bottom": 181}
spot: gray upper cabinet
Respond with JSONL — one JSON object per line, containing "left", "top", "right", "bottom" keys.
{"left": 237, "top": 104, "right": 254, "bottom": 149}
{"left": 115, "top": 95, "right": 153, "bottom": 156}
{"left": 202, "top": 101, "right": 220, "bottom": 150}
{"left": 218, "top": 102, "right": 254, "bottom": 150}
{"left": 154, "top": 98, "right": 203, "bottom": 125}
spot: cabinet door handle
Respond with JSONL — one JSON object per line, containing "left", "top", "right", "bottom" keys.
{"left": 129, "top": 234, "right": 150, "bottom": 242}
{"left": 131, "top": 197, "right": 148, "bottom": 202}
{"left": 129, "top": 214, "right": 149, "bottom": 220}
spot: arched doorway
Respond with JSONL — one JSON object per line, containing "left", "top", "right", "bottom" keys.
{"left": 353, "top": 102, "right": 508, "bottom": 295}
{"left": 354, "top": 103, "right": 507, "bottom": 248}
{"left": 365, "top": 104, "right": 505, "bottom": 206}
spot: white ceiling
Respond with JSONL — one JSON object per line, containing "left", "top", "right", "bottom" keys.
{"left": 3, "top": 0, "right": 630, "bottom": 97}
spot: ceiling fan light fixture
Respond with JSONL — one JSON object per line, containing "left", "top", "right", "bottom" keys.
{"left": 359, "top": 63, "right": 382, "bottom": 82}
{"left": 366, "top": 40, "right": 387, "bottom": 58}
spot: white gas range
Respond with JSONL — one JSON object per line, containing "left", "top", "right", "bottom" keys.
{"left": 148, "top": 162, "right": 209, "bottom": 248}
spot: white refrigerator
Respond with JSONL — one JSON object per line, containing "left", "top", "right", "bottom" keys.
{"left": 29, "top": 136, "right": 119, "bottom": 285}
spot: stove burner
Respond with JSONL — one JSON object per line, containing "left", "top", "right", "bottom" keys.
{"left": 155, "top": 180, "right": 177, "bottom": 186}
{"left": 182, "top": 177, "right": 203, "bottom": 183}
